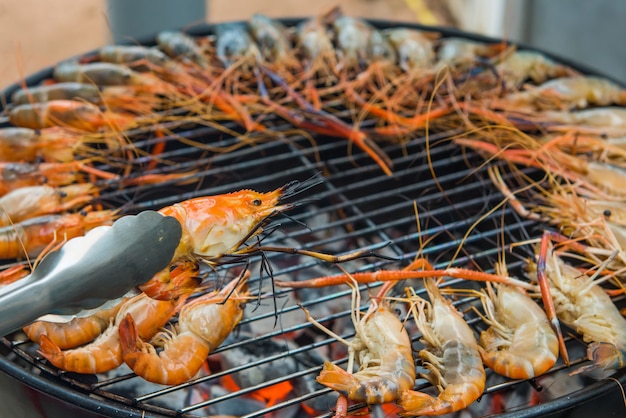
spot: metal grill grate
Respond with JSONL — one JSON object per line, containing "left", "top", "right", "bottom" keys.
{"left": 1, "top": 20, "right": 625, "bottom": 418}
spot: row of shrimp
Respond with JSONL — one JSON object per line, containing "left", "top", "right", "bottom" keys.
{"left": 276, "top": 232, "right": 625, "bottom": 417}
{"left": 4, "top": 5, "right": 607, "bottom": 179}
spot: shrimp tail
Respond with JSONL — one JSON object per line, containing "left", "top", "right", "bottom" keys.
{"left": 316, "top": 361, "right": 358, "bottom": 396}
{"left": 478, "top": 346, "right": 539, "bottom": 380}
{"left": 118, "top": 313, "right": 142, "bottom": 354}
{"left": 119, "top": 313, "right": 210, "bottom": 385}
{"left": 38, "top": 334, "right": 64, "bottom": 368}
{"left": 400, "top": 386, "right": 480, "bottom": 416}
{"left": 400, "top": 390, "right": 455, "bottom": 416}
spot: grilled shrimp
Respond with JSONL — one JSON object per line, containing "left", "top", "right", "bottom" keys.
{"left": 384, "top": 27, "right": 436, "bottom": 72}
{"left": 9, "top": 100, "right": 135, "bottom": 132}
{"left": 24, "top": 301, "right": 122, "bottom": 350}
{"left": 495, "top": 50, "right": 579, "bottom": 87}
{"left": 542, "top": 107, "right": 626, "bottom": 136}
{"left": 326, "top": 11, "right": 394, "bottom": 68}
{"left": 11, "top": 82, "right": 102, "bottom": 105}
{"left": 248, "top": 14, "right": 294, "bottom": 66}
{"left": 215, "top": 22, "right": 261, "bottom": 68}
{"left": 498, "top": 76, "right": 626, "bottom": 111}
{"left": 476, "top": 282, "right": 558, "bottom": 379}
{"left": 54, "top": 62, "right": 158, "bottom": 87}
{"left": 0, "top": 161, "right": 116, "bottom": 196}
{"left": 119, "top": 274, "right": 249, "bottom": 384}
{"left": 400, "top": 278, "right": 485, "bottom": 416}
{"left": 295, "top": 15, "right": 336, "bottom": 72}
{"left": 0, "top": 209, "right": 116, "bottom": 259}
{"left": 138, "top": 259, "right": 201, "bottom": 301}
{"left": 527, "top": 239, "right": 626, "bottom": 371}
{"left": 156, "top": 30, "right": 209, "bottom": 68}
{"left": 435, "top": 37, "right": 505, "bottom": 70}
{"left": 0, "top": 127, "right": 87, "bottom": 162}
{"left": 39, "top": 292, "right": 184, "bottom": 374}
{"left": 158, "top": 181, "right": 302, "bottom": 263}
{"left": 97, "top": 45, "right": 173, "bottom": 70}
{"left": 302, "top": 276, "right": 416, "bottom": 406}
{"left": 0, "top": 183, "right": 97, "bottom": 226}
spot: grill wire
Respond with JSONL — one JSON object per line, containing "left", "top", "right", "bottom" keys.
{"left": 1, "top": 21, "right": 626, "bottom": 418}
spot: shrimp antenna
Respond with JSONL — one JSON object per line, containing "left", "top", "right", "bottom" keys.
{"left": 278, "top": 211, "right": 311, "bottom": 232}
{"left": 279, "top": 172, "right": 325, "bottom": 202}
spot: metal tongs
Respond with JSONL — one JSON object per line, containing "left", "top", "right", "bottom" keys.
{"left": 0, "top": 211, "right": 182, "bottom": 337}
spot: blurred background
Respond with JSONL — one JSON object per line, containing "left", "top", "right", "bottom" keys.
{"left": 0, "top": 0, "right": 624, "bottom": 88}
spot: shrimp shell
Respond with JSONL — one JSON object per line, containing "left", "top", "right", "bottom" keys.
{"left": 119, "top": 276, "right": 248, "bottom": 384}
{"left": 478, "top": 283, "right": 558, "bottom": 379}
{"left": 159, "top": 186, "right": 294, "bottom": 262}
{"left": 0, "top": 183, "right": 97, "bottom": 226}
{"left": 384, "top": 28, "right": 435, "bottom": 72}
{"left": 400, "top": 278, "right": 485, "bottom": 416}
{"left": 0, "top": 209, "right": 116, "bottom": 259}
{"left": 11, "top": 82, "right": 102, "bottom": 105}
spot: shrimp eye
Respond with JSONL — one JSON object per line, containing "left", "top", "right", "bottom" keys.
{"left": 59, "top": 191, "right": 67, "bottom": 198}
{"left": 251, "top": 198, "right": 262, "bottom": 207}
{"left": 79, "top": 209, "right": 88, "bottom": 216}
{"left": 603, "top": 209, "right": 612, "bottom": 217}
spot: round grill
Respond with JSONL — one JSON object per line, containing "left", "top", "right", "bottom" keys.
{"left": 1, "top": 18, "right": 625, "bottom": 418}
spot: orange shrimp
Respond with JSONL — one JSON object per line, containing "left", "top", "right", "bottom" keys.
{"left": 9, "top": 100, "right": 136, "bottom": 132}
{"left": 119, "top": 273, "right": 249, "bottom": 385}
{"left": 0, "top": 161, "right": 88, "bottom": 196}
{"left": 300, "top": 273, "right": 416, "bottom": 410}
{"left": 0, "top": 126, "right": 88, "bottom": 163}
{"left": 0, "top": 183, "right": 97, "bottom": 226}
{"left": 39, "top": 292, "right": 185, "bottom": 374}
{"left": 399, "top": 278, "right": 485, "bottom": 416}
{"left": 11, "top": 82, "right": 103, "bottom": 105}
{"left": 23, "top": 301, "right": 122, "bottom": 350}
{"left": 158, "top": 181, "right": 304, "bottom": 263}
{"left": 475, "top": 282, "right": 558, "bottom": 379}
{"left": 0, "top": 209, "right": 117, "bottom": 259}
